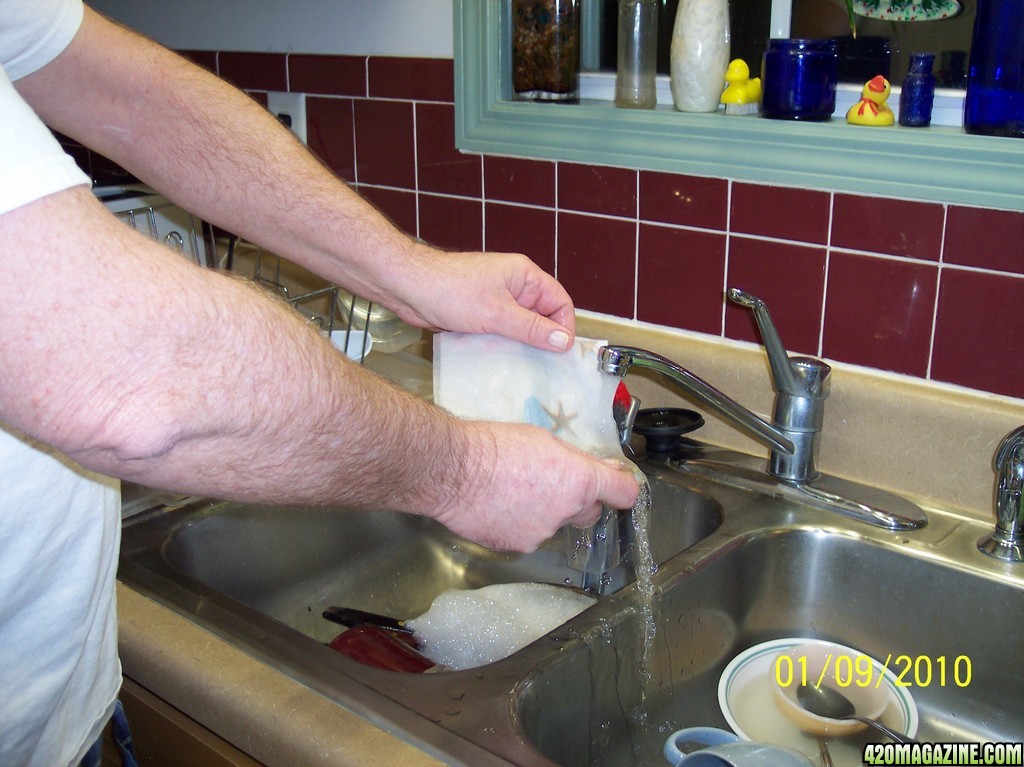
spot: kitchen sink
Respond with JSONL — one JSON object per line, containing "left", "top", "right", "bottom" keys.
{"left": 121, "top": 467, "right": 722, "bottom": 642}
{"left": 118, "top": 451, "right": 1024, "bottom": 767}
{"left": 518, "top": 522, "right": 1024, "bottom": 766}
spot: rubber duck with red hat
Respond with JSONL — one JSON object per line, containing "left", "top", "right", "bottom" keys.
{"left": 846, "top": 75, "right": 895, "bottom": 126}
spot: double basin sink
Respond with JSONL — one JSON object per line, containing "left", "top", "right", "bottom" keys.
{"left": 118, "top": 446, "right": 1024, "bottom": 766}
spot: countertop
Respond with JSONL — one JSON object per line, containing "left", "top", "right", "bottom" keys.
{"left": 118, "top": 584, "right": 446, "bottom": 767}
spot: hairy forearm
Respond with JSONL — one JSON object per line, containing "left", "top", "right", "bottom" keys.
{"left": 17, "top": 8, "right": 417, "bottom": 309}
{"left": 0, "top": 188, "right": 468, "bottom": 515}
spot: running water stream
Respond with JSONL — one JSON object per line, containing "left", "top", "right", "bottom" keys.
{"left": 629, "top": 464, "right": 657, "bottom": 712}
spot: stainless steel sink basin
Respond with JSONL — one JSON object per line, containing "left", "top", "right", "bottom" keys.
{"left": 118, "top": 464, "right": 723, "bottom": 765}
{"left": 517, "top": 522, "right": 1024, "bottom": 766}
{"left": 118, "top": 452, "right": 1024, "bottom": 767}
{"left": 122, "top": 468, "right": 722, "bottom": 642}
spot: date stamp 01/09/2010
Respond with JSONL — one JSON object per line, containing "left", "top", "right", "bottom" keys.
{"left": 774, "top": 652, "right": 974, "bottom": 690}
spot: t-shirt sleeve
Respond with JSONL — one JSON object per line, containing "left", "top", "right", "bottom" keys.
{"left": 0, "top": 0, "right": 90, "bottom": 214}
{"left": 2, "top": 0, "right": 84, "bottom": 81}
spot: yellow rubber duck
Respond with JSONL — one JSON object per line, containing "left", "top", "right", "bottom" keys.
{"left": 846, "top": 75, "right": 895, "bottom": 126}
{"left": 721, "top": 59, "right": 762, "bottom": 116}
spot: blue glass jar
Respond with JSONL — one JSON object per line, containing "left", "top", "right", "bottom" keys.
{"left": 964, "top": 0, "right": 1024, "bottom": 137}
{"left": 899, "top": 53, "right": 937, "bottom": 127}
{"left": 761, "top": 39, "right": 839, "bottom": 121}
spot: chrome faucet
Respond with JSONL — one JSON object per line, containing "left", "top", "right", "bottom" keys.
{"left": 599, "top": 288, "right": 928, "bottom": 531}
{"left": 978, "top": 426, "right": 1024, "bottom": 562}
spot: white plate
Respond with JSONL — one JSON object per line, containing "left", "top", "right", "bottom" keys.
{"left": 330, "top": 329, "right": 373, "bottom": 361}
{"left": 718, "top": 638, "right": 919, "bottom": 767}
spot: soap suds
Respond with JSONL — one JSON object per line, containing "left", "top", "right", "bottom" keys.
{"left": 407, "top": 582, "right": 596, "bottom": 670}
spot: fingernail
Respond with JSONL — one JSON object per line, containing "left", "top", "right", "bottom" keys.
{"left": 548, "top": 329, "right": 570, "bottom": 350}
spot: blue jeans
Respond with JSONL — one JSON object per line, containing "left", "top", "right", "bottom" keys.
{"left": 78, "top": 700, "right": 139, "bottom": 767}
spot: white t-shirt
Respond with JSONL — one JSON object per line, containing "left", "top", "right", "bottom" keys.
{"left": 1, "top": 2, "right": 122, "bottom": 766}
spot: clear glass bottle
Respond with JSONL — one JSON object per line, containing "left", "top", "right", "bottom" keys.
{"left": 964, "top": 0, "right": 1024, "bottom": 137}
{"left": 615, "top": 0, "right": 659, "bottom": 109}
{"left": 512, "top": 0, "right": 581, "bottom": 103}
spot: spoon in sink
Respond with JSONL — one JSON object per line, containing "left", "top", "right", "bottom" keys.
{"left": 797, "top": 684, "right": 918, "bottom": 744}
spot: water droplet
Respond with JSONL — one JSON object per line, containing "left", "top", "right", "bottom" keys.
{"left": 448, "top": 690, "right": 465, "bottom": 701}
{"left": 445, "top": 706, "right": 461, "bottom": 716}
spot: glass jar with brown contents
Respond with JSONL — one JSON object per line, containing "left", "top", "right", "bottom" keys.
{"left": 512, "top": 0, "right": 580, "bottom": 102}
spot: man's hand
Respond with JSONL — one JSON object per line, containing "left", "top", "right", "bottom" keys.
{"left": 430, "top": 420, "right": 640, "bottom": 552}
{"left": 387, "top": 244, "right": 577, "bottom": 353}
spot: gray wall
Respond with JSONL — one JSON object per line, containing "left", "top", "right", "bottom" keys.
{"left": 87, "top": 0, "right": 454, "bottom": 56}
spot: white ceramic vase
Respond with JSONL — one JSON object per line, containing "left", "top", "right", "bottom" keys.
{"left": 669, "top": 0, "right": 731, "bottom": 112}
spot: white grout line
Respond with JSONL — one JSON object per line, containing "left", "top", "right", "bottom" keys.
{"left": 925, "top": 204, "right": 950, "bottom": 380}
{"left": 633, "top": 170, "right": 640, "bottom": 322}
{"left": 722, "top": 180, "right": 732, "bottom": 337}
{"left": 819, "top": 193, "right": 834, "bottom": 358}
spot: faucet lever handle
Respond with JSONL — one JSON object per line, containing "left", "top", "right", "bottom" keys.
{"left": 727, "top": 288, "right": 819, "bottom": 397}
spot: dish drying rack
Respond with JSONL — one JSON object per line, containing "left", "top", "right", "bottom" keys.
{"left": 217, "top": 237, "right": 420, "bottom": 364}
{"left": 98, "top": 187, "right": 211, "bottom": 268}
{"left": 99, "top": 186, "right": 416, "bottom": 365}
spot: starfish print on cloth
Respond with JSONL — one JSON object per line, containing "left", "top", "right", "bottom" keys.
{"left": 523, "top": 396, "right": 578, "bottom": 436}
{"left": 542, "top": 401, "right": 578, "bottom": 436}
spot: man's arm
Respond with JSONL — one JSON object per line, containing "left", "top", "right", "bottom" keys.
{"left": 14, "top": 7, "right": 576, "bottom": 353}
{"left": 0, "top": 186, "right": 636, "bottom": 551}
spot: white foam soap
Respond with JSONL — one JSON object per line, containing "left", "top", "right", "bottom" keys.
{"left": 406, "top": 582, "right": 596, "bottom": 670}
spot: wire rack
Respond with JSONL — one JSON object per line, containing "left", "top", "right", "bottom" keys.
{"left": 101, "top": 189, "right": 210, "bottom": 268}
{"left": 216, "top": 238, "right": 418, "bottom": 364}
{"left": 101, "top": 188, "right": 413, "bottom": 365}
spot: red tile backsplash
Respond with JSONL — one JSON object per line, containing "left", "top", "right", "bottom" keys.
{"left": 557, "top": 213, "right": 636, "bottom": 317}
{"left": 557, "top": 163, "right": 637, "bottom": 218}
{"left": 725, "top": 238, "right": 826, "bottom": 355}
{"left": 484, "top": 156, "right": 556, "bottom": 208}
{"left": 731, "top": 183, "right": 830, "bottom": 245}
{"left": 289, "top": 54, "right": 366, "bottom": 97}
{"left": 485, "top": 203, "right": 556, "bottom": 276}
{"left": 416, "top": 103, "right": 482, "bottom": 198}
{"left": 353, "top": 99, "right": 416, "bottom": 188}
{"left": 168, "top": 49, "right": 1024, "bottom": 402}
{"left": 945, "top": 206, "right": 1024, "bottom": 274}
{"left": 638, "top": 224, "right": 726, "bottom": 335}
{"left": 218, "top": 52, "right": 287, "bottom": 92}
{"left": 932, "top": 270, "right": 1024, "bottom": 399}
{"left": 368, "top": 57, "right": 454, "bottom": 102}
{"left": 358, "top": 187, "right": 418, "bottom": 239}
{"left": 418, "top": 194, "right": 483, "bottom": 252}
{"left": 640, "top": 171, "right": 728, "bottom": 231}
{"left": 822, "top": 252, "right": 938, "bottom": 378}
{"left": 306, "top": 97, "right": 355, "bottom": 182}
{"left": 832, "top": 194, "right": 944, "bottom": 261}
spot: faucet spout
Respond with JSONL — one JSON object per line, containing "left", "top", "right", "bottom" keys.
{"left": 596, "top": 288, "right": 927, "bottom": 531}
{"left": 598, "top": 346, "right": 796, "bottom": 456}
